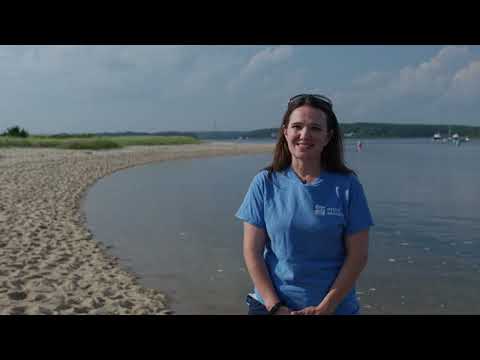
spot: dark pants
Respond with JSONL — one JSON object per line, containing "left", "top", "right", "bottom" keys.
{"left": 245, "top": 295, "right": 270, "bottom": 315}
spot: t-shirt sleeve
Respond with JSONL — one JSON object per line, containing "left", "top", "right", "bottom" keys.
{"left": 235, "top": 172, "right": 266, "bottom": 229}
{"left": 345, "top": 175, "right": 374, "bottom": 236}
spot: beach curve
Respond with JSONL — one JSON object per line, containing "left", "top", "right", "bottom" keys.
{"left": 0, "top": 142, "right": 274, "bottom": 315}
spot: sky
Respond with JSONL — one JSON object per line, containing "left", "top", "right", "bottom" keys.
{"left": 1, "top": 45, "right": 479, "bottom": 134}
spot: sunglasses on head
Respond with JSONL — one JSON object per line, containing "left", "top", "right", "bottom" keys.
{"left": 288, "top": 94, "right": 333, "bottom": 109}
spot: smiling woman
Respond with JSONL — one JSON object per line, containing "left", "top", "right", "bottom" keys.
{"left": 236, "top": 94, "right": 374, "bottom": 315}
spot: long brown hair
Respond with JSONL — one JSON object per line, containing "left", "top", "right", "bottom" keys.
{"left": 265, "top": 95, "right": 354, "bottom": 176}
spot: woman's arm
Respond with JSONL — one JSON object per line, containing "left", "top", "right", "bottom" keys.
{"left": 243, "top": 222, "right": 290, "bottom": 314}
{"left": 291, "top": 229, "right": 369, "bottom": 315}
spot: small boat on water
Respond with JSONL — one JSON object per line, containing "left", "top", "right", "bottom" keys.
{"left": 432, "top": 130, "right": 470, "bottom": 145}
{"left": 451, "top": 133, "right": 461, "bottom": 146}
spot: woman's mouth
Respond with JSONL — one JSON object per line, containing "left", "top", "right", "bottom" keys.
{"left": 296, "top": 143, "right": 314, "bottom": 150}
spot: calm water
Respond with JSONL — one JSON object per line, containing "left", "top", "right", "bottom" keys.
{"left": 84, "top": 139, "right": 480, "bottom": 314}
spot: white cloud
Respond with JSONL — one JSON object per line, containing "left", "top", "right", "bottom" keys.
{"left": 0, "top": 45, "right": 293, "bottom": 104}
{"left": 388, "top": 46, "right": 469, "bottom": 97}
{"left": 244, "top": 46, "right": 293, "bottom": 74}
{"left": 446, "top": 60, "right": 480, "bottom": 100}
{"left": 227, "top": 46, "right": 294, "bottom": 93}
{"left": 434, "top": 45, "right": 470, "bottom": 67}
{"left": 333, "top": 45, "right": 480, "bottom": 122}
{"left": 0, "top": 45, "right": 205, "bottom": 104}
{"left": 351, "top": 71, "right": 391, "bottom": 88}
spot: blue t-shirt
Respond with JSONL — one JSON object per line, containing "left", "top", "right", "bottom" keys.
{"left": 235, "top": 167, "right": 374, "bottom": 315}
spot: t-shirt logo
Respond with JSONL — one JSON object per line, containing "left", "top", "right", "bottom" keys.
{"left": 314, "top": 204, "right": 344, "bottom": 217}
{"left": 314, "top": 204, "right": 326, "bottom": 216}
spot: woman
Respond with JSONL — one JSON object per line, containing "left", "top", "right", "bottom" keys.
{"left": 236, "top": 94, "right": 374, "bottom": 315}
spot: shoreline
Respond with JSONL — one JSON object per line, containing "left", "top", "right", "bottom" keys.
{"left": 0, "top": 142, "right": 274, "bottom": 315}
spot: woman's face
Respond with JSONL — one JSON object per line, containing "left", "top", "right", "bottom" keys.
{"left": 283, "top": 105, "right": 332, "bottom": 163}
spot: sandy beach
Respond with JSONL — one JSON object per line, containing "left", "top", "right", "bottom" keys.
{"left": 0, "top": 142, "right": 274, "bottom": 315}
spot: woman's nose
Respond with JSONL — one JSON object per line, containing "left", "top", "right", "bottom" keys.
{"left": 300, "top": 127, "right": 312, "bottom": 138}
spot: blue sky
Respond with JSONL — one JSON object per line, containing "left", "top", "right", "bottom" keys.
{"left": 1, "top": 45, "right": 479, "bottom": 134}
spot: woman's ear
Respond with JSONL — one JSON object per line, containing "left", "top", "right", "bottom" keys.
{"left": 282, "top": 124, "right": 288, "bottom": 139}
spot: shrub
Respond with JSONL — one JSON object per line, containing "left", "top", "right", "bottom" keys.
{"left": 2, "top": 126, "right": 30, "bottom": 138}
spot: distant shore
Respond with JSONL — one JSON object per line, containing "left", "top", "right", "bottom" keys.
{"left": 0, "top": 142, "right": 274, "bottom": 314}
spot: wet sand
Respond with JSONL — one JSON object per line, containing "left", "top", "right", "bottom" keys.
{"left": 0, "top": 142, "right": 274, "bottom": 314}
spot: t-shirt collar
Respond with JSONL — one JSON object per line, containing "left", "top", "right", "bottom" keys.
{"left": 284, "top": 166, "right": 326, "bottom": 186}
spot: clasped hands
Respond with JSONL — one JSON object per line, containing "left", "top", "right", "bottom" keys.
{"left": 274, "top": 302, "right": 335, "bottom": 315}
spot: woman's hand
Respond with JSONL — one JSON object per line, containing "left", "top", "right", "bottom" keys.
{"left": 290, "top": 303, "right": 335, "bottom": 315}
{"left": 273, "top": 306, "right": 292, "bottom": 315}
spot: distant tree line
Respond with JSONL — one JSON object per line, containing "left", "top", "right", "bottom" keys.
{"left": 3, "top": 123, "right": 479, "bottom": 140}
{"left": 216, "top": 123, "right": 480, "bottom": 139}
{"left": 339, "top": 123, "right": 480, "bottom": 138}
{"left": 49, "top": 133, "right": 96, "bottom": 138}
{"left": 96, "top": 124, "right": 480, "bottom": 140}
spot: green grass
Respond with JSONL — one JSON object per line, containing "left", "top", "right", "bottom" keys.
{"left": 0, "top": 135, "right": 200, "bottom": 150}
{"left": 59, "top": 139, "right": 122, "bottom": 150}
{"left": 106, "top": 136, "right": 200, "bottom": 146}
